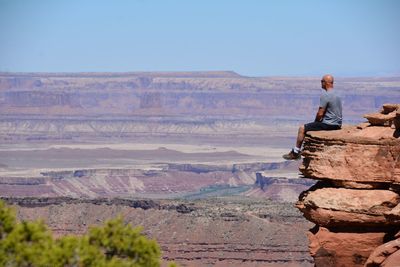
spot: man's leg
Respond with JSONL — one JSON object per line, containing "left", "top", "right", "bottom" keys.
{"left": 283, "top": 122, "right": 341, "bottom": 160}
{"left": 282, "top": 124, "right": 305, "bottom": 160}
{"left": 296, "top": 125, "right": 305, "bottom": 150}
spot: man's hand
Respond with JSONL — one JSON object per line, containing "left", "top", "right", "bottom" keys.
{"left": 315, "top": 107, "right": 326, "bottom": 122}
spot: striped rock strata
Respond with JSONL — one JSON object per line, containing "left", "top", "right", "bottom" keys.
{"left": 296, "top": 104, "right": 400, "bottom": 267}
{"left": 300, "top": 126, "right": 399, "bottom": 184}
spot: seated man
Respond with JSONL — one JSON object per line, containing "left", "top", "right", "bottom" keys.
{"left": 283, "top": 74, "right": 342, "bottom": 160}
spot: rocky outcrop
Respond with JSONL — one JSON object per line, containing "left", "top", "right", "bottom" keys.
{"left": 300, "top": 126, "right": 399, "bottom": 184}
{"left": 296, "top": 104, "right": 400, "bottom": 267}
{"left": 298, "top": 187, "right": 399, "bottom": 227}
{"left": 365, "top": 232, "right": 400, "bottom": 267}
{"left": 364, "top": 103, "right": 400, "bottom": 127}
{"left": 308, "top": 227, "right": 388, "bottom": 267}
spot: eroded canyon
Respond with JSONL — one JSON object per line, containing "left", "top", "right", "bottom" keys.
{"left": 1, "top": 72, "right": 399, "bottom": 266}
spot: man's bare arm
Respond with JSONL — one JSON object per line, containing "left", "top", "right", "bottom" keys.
{"left": 315, "top": 107, "right": 326, "bottom": 122}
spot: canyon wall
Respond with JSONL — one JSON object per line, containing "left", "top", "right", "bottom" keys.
{"left": 1, "top": 72, "right": 399, "bottom": 143}
{"left": 1, "top": 72, "right": 398, "bottom": 118}
{"left": 0, "top": 161, "right": 308, "bottom": 201}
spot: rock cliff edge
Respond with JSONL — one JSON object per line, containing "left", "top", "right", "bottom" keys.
{"left": 296, "top": 104, "right": 400, "bottom": 267}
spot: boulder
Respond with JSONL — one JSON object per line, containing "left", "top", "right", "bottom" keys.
{"left": 363, "top": 104, "right": 400, "bottom": 127}
{"left": 297, "top": 188, "right": 400, "bottom": 227}
{"left": 382, "top": 103, "right": 400, "bottom": 114}
{"left": 365, "top": 238, "right": 400, "bottom": 267}
{"left": 308, "top": 227, "right": 387, "bottom": 267}
{"left": 300, "top": 126, "right": 400, "bottom": 184}
{"left": 364, "top": 112, "right": 396, "bottom": 126}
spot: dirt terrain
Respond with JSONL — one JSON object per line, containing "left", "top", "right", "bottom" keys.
{"left": 4, "top": 196, "right": 314, "bottom": 267}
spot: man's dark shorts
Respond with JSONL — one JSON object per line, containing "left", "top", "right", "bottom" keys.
{"left": 304, "top": 121, "right": 341, "bottom": 133}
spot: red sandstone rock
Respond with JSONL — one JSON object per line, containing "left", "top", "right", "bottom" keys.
{"left": 331, "top": 180, "right": 386, "bottom": 189}
{"left": 363, "top": 103, "right": 400, "bottom": 127}
{"left": 364, "top": 112, "right": 396, "bottom": 126}
{"left": 297, "top": 105, "right": 400, "bottom": 267}
{"left": 297, "top": 188, "right": 400, "bottom": 227}
{"left": 301, "top": 188, "right": 399, "bottom": 214}
{"left": 365, "top": 238, "right": 400, "bottom": 267}
{"left": 308, "top": 227, "right": 387, "bottom": 267}
{"left": 382, "top": 104, "right": 400, "bottom": 114}
{"left": 384, "top": 203, "right": 400, "bottom": 224}
{"left": 356, "top": 122, "right": 371, "bottom": 130}
{"left": 382, "top": 249, "right": 400, "bottom": 267}
{"left": 300, "top": 126, "right": 400, "bottom": 184}
{"left": 395, "top": 109, "right": 400, "bottom": 131}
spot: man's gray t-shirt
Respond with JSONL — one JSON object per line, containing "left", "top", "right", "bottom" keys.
{"left": 320, "top": 90, "right": 342, "bottom": 126}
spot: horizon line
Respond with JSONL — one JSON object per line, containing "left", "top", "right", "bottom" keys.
{"left": 1, "top": 70, "right": 400, "bottom": 79}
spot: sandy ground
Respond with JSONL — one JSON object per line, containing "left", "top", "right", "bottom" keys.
{"left": 0, "top": 142, "right": 289, "bottom": 156}
{"left": 0, "top": 141, "right": 291, "bottom": 177}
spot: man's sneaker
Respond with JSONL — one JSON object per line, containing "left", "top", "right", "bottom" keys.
{"left": 282, "top": 149, "right": 301, "bottom": 160}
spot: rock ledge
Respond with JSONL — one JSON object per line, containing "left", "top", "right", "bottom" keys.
{"left": 296, "top": 104, "right": 400, "bottom": 267}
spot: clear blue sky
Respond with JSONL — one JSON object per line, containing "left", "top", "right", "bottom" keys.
{"left": 0, "top": 0, "right": 399, "bottom": 76}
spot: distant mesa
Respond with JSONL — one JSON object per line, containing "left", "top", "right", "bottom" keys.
{"left": 0, "top": 70, "right": 243, "bottom": 78}
{"left": 1, "top": 72, "right": 399, "bottom": 145}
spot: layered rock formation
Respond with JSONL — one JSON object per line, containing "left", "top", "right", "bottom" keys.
{"left": 0, "top": 162, "right": 299, "bottom": 199}
{"left": 1, "top": 72, "right": 400, "bottom": 144}
{"left": 244, "top": 173, "right": 315, "bottom": 202}
{"left": 1, "top": 72, "right": 399, "bottom": 119}
{"left": 296, "top": 104, "right": 400, "bottom": 266}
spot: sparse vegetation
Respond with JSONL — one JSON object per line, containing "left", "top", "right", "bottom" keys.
{"left": 0, "top": 200, "right": 176, "bottom": 267}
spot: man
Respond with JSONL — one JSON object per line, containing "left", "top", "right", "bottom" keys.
{"left": 283, "top": 74, "right": 342, "bottom": 160}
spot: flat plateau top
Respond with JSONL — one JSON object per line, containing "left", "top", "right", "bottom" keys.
{"left": 307, "top": 125, "right": 400, "bottom": 145}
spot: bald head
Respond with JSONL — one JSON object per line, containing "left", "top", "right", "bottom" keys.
{"left": 322, "top": 74, "right": 334, "bottom": 84}
{"left": 321, "top": 74, "right": 334, "bottom": 90}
